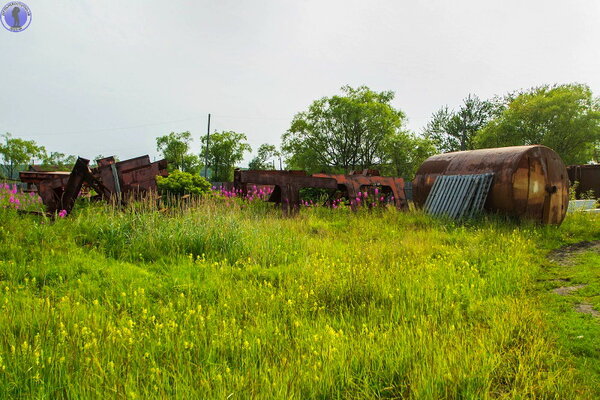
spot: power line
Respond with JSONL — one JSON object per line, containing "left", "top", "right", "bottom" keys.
{"left": 11, "top": 113, "right": 292, "bottom": 138}
{"left": 13, "top": 116, "right": 207, "bottom": 137}
{"left": 212, "top": 114, "right": 290, "bottom": 121}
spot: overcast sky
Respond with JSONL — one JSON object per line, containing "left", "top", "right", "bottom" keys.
{"left": 1, "top": 0, "right": 599, "bottom": 165}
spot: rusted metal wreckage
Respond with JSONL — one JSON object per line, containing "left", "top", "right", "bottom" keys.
{"left": 234, "top": 169, "right": 408, "bottom": 214}
{"left": 16, "top": 144, "right": 579, "bottom": 225}
{"left": 19, "top": 155, "right": 168, "bottom": 215}
{"left": 413, "top": 145, "right": 569, "bottom": 225}
{"left": 567, "top": 164, "right": 600, "bottom": 200}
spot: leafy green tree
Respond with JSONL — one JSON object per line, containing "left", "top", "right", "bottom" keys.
{"left": 156, "top": 131, "right": 201, "bottom": 173}
{"left": 248, "top": 144, "right": 280, "bottom": 170}
{"left": 282, "top": 85, "right": 406, "bottom": 173}
{"left": 424, "top": 94, "right": 500, "bottom": 153}
{"left": 202, "top": 131, "right": 251, "bottom": 181}
{"left": 380, "top": 133, "right": 437, "bottom": 179}
{"left": 593, "top": 141, "right": 600, "bottom": 163}
{"left": 156, "top": 170, "right": 211, "bottom": 195}
{"left": 41, "top": 152, "right": 77, "bottom": 171}
{"left": 0, "top": 133, "right": 46, "bottom": 179}
{"left": 475, "top": 84, "right": 600, "bottom": 165}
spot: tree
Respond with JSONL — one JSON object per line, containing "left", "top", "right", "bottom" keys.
{"left": 156, "top": 131, "right": 201, "bottom": 173}
{"left": 0, "top": 133, "right": 46, "bottom": 179}
{"left": 248, "top": 144, "right": 281, "bottom": 170}
{"left": 475, "top": 84, "right": 600, "bottom": 165}
{"left": 41, "top": 152, "right": 77, "bottom": 171}
{"left": 424, "top": 94, "right": 500, "bottom": 153}
{"left": 156, "top": 170, "right": 211, "bottom": 196}
{"left": 380, "top": 133, "right": 437, "bottom": 179}
{"left": 201, "top": 131, "right": 251, "bottom": 181}
{"left": 282, "top": 85, "right": 406, "bottom": 173}
{"left": 593, "top": 141, "right": 600, "bottom": 163}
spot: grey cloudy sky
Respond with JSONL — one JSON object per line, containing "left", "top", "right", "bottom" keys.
{"left": 1, "top": 0, "right": 599, "bottom": 165}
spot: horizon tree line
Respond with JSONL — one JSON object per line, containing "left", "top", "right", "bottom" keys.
{"left": 2, "top": 83, "right": 599, "bottom": 182}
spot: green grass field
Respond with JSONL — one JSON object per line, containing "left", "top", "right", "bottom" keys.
{"left": 0, "top": 196, "right": 599, "bottom": 399}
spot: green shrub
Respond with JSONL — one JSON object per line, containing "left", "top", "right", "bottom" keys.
{"left": 570, "top": 181, "right": 597, "bottom": 200}
{"left": 156, "top": 170, "right": 211, "bottom": 195}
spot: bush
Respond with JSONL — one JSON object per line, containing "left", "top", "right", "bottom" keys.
{"left": 156, "top": 170, "right": 211, "bottom": 195}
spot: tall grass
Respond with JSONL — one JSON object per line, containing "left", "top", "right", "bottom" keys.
{"left": 0, "top": 196, "right": 598, "bottom": 399}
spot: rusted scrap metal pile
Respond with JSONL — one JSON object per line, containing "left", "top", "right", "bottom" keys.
{"left": 233, "top": 169, "right": 407, "bottom": 214}
{"left": 235, "top": 145, "right": 574, "bottom": 224}
{"left": 17, "top": 145, "right": 587, "bottom": 226}
{"left": 19, "top": 155, "right": 167, "bottom": 216}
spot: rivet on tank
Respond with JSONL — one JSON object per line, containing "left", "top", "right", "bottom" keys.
{"left": 412, "top": 145, "right": 569, "bottom": 225}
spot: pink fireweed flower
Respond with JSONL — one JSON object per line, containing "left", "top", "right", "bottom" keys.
{"left": 380, "top": 196, "right": 385, "bottom": 202}
{"left": 374, "top": 188, "right": 379, "bottom": 196}
{"left": 355, "top": 197, "right": 361, "bottom": 203}
{"left": 58, "top": 209, "right": 68, "bottom": 218}
{"left": 11, "top": 185, "right": 18, "bottom": 194}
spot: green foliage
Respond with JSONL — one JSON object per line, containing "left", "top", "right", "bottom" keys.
{"left": 424, "top": 94, "right": 502, "bottom": 153}
{"left": 202, "top": 131, "right": 251, "bottom": 181}
{"left": 41, "top": 151, "right": 77, "bottom": 171}
{"left": 568, "top": 181, "right": 595, "bottom": 201}
{"left": 156, "top": 131, "right": 202, "bottom": 174}
{"left": 155, "top": 170, "right": 211, "bottom": 195}
{"left": 248, "top": 144, "right": 280, "bottom": 170}
{"left": 0, "top": 133, "right": 46, "bottom": 179}
{"left": 380, "top": 132, "right": 437, "bottom": 179}
{"left": 282, "top": 85, "right": 407, "bottom": 173}
{"left": 475, "top": 84, "right": 600, "bottom": 164}
{"left": 569, "top": 181, "right": 579, "bottom": 201}
{"left": 0, "top": 201, "right": 599, "bottom": 398}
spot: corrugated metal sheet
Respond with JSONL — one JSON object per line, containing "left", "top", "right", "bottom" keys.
{"left": 424, "top": 173, "right": 494, "bottom": 219}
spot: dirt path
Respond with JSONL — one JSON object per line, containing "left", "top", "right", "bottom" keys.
{"left": 547, "top": 240, "right": 600, "bottom": 318}
{"left": 548, "top": 240, "right": 600, "bottom": 265}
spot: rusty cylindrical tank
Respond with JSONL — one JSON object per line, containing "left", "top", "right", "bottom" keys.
{"left": 412, "top": 145, "right": 569, "bottom": 225}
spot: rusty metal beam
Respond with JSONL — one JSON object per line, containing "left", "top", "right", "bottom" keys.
{"left": 37, "top": 157, "right": 98, "bottom": 215}
{"left": 93, "top": 156, "right": 168, "bottom": 199}
{"left": 234, "top": 169, "right": 408, "bottom": 214}
{"left": 313, "top": 171, "right": 408, "bottom": 210}
{"left": 234, "top": 170, "right": 338, "bottom": 214}
{"left": 22, "top": 155, "right": 168, "bottom": 217}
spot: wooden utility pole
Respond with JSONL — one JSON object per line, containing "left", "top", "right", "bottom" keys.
{"left": 203, "top": 113, "right": 211, "bottom": 178}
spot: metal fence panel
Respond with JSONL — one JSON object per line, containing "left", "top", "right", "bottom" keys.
{"left": 424, "top": 173, "right": 494, "bottom": 219}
